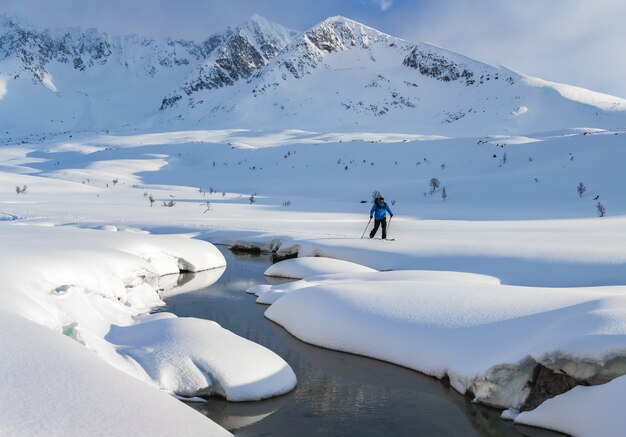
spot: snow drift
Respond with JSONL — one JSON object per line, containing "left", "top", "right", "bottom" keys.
{"left": 249, "top": 267, "right": 626, "bottom": 411}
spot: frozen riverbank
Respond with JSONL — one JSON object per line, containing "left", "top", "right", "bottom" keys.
{"left": 0, "top": 222, "right": 296, "bottom": 435}
{"left": 247, "top": 257, "right": 626, "bottom": 435}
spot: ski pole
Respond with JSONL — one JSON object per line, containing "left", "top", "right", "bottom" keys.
{"left": 360, "top": 217, "right": 372, "bottom": 239}
{"left": 387, "top": 216, "right": 392, "bottom": 237}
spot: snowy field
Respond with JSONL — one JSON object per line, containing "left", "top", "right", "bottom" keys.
{"left": 2, "top": 127, "right": 626, "bottom": 435}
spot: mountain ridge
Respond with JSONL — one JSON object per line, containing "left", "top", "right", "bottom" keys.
{"left": 1, "top": 13, "right": 625, "bottom": 136}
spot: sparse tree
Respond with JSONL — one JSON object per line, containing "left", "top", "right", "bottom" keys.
{"left": 596, "top": 202, "right": 606, "bottom": 217}
{"left": 371, "top": 190, "right": 382, "bottom": 203}
{"left": 112, "top": 178, "right": 119, "bottom": 186}
{"left": 429, "top": 177, "right": 440, "bottom": 195}
{"left": 148, "top": 194, "right": 155, "bottom": 207}
{"left": 162, "top": 200, "right": 176, "bottom": 207}
{"left": 500, "top": 152, "right": 508, "bottom": 166}
{"left": 282, "top": 200, "right": 292, "bottom": 207}
{"left": 577, "top": 182, "right": 587, "bottom": 198}
{"left": 442, "top": 187, "right": 447, "bottom": 201}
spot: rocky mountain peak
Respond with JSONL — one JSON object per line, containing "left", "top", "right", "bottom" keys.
{"left": 304, "top": 15, "right": 390, "bottom": 54}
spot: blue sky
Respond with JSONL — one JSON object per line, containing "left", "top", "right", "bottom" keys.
{"left": 2, "top": 0, "right": 625, "bottom": 98}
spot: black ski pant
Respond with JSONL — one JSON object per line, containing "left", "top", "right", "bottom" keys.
{"left": 369, "top": 218, "right": 387, "bottom": 239}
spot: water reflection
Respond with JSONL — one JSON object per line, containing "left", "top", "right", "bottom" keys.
{"left": 162, "top": 246, "right": 564, "bottom": 437}
{"left": 160, "top": 267, "right": 226, "bottom": 298}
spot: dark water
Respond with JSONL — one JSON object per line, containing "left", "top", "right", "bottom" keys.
{"left": 161, "top": 247, "right": 564, "bottom": 437}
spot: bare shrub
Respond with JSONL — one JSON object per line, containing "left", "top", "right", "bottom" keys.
{"left": 429, "top": 178, "right": 440, "bottom": 195}
{"left": 371, "top": 190, "right": 381, "bottom": 203}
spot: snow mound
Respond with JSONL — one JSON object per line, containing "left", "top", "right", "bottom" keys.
{"left": 264, "top": 256, "right": 377, "bottom": 279}
{"left": 0, "top": 311, "right": 231, "bottom": 437}
{"left": 261, "top": 269, "right": 626, "bottom": 409}
{"left": 515, "top": 375, "right": 626, "bottom": 436}
{"left": 108, "top": 314, "right": 297, "bottom": 401}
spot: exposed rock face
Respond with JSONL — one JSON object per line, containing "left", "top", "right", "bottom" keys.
{"left": 403, "top": 47, "right": 476, "bottom": 85}
{"left": 274, "top": 16, "right": 391, "bottom": 80}
{"left": 161, "top": 15, "right": 296, "bottom": 108}
{"left": 0, "top": 16, "right": 205, "bottom": 82}
{"left": 522, "top": 364, "right": 586, "bottom": 411}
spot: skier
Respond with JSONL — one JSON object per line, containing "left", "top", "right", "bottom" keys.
{"left": 369, "top": 196, "right": 393, "bottom": 239}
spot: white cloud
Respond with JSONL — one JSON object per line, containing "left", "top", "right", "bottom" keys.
{"left": 395, "top": 0, "right": 626, "bottom": 97}
{"left": 375, "top": 0, "right": 394, "bottom": 11}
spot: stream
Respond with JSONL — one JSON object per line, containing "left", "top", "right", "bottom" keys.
{"left": 161, "top": 246, "right": 564, "bottom": 437}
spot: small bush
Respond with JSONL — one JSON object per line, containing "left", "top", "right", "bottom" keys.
{"left": 429, "top": 178, "right": 440, "bottom": 195}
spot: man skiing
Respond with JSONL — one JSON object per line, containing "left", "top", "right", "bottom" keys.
{"left": 369, "top": 196, "right": 393, "bottom": 239}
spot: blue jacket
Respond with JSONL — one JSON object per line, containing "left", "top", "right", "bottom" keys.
{"left": 370, "top": 201, "right": 393, "bottom": 221}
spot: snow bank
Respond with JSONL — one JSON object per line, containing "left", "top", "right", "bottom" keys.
{"left": 264, "top": 256, "right": 377, "bottom": 278}
{"left": 256, "top": 268, "right": 626, "bottom": 410}
{"left": 0, "top": 311, "right": 231, "bottom": 437}
{"left": 515, "top": 375, "right": 626, "bottom": 436}
{"left": 108, "top": 313, "right": 296, "bottom": 401}
{"left": 0, "top": 222, "right": 296, "bottom": 433}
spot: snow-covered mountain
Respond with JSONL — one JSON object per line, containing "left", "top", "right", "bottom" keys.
{"left": 1, "top": 14, "right": 625, "bottom": 136}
